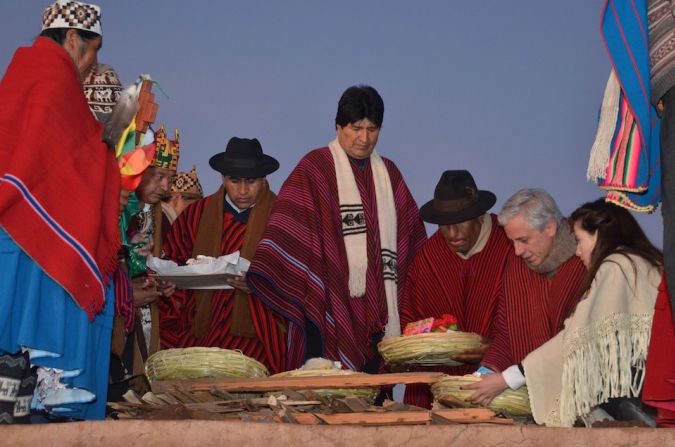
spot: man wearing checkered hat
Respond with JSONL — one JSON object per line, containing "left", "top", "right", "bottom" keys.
{"left": 0, "top": 1, "right": 121, "bottom": 421}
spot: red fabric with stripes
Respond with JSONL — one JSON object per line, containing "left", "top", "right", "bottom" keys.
{"left": 248, "top": 148, "right": 426, "bottom": 371}
{"left": 482, "top": 252, "right": 586, "bottom": 372}
{"left": 157, "top": 194, "right": 287, "bottom": 374}
{"left": 642, "top": 278, "right": 675, "bottom": 427}
{"left": 399, "top": 214, "right": 512, "bottom": 408}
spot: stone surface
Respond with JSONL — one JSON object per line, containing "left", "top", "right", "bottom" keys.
{"left": 1, "top": 420, "right": 674, "bottom": 446}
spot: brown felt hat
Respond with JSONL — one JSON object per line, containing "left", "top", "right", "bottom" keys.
{"left": 419, "top": 170, "right": 496, "bottom": 225}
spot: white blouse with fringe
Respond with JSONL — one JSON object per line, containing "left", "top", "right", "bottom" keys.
{"left": 522, "top": 253, "right": 660, "bottom": 427}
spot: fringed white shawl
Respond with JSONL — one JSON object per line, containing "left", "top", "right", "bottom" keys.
{"left": 328, "top": 139, "right": 400, "bottom": 339}
{"left": 522, "top": 253, "right": 659, "bottom": 427}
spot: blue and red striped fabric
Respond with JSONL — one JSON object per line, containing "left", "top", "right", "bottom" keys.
{"left": 600, "top": 0, "right": 661, "bottom": 210}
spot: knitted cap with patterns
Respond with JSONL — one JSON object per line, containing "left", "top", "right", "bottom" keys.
{"left": 42, "top": 0, "right": 102, "bottom": 36}
{"left": 171, "top": 166, "right": 203, "bottom": 199}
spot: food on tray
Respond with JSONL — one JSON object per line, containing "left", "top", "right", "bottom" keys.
{"left": 185, "top": 255, "right": 218, "bottom": 265}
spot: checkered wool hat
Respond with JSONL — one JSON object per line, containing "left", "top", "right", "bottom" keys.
{"left": 151, "top": 125, "right": 180, "bottom": 172}
{"left": 83, "top": 63, "right": 122, "bottom": 122}
{"left": 171, "top": 166, "right": 204, "bottom": 199}
{"left": 42, "top": 0, "right": 102, "bottom": 36}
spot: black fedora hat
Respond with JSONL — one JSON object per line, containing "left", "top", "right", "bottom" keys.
{"left": 419, "top": 170, "right": 496, "bottom": 225}
{"left": 209, "top": 137, "right": 279, "bottom": 178}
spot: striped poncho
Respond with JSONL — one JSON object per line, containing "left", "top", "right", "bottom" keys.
{"left": 248, "top": 147, "right": 426, "bottom": 371}
{"left": 482, "top": 252, "right": 586, "bottom": 372}
{"left": 158, "top": 194, "right": 287, "bottom": 374}
{"left": 399, "top": 214, "right": 512, "bottom": 407}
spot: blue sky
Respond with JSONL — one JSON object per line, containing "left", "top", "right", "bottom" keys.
{"left": 1, "top": 1, "right": 663, "bottom": 243}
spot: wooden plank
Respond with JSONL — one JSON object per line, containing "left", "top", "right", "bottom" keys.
{"left": 151, "top": 372, "right": 445, "bottom": 394}
{"left": 432, "top": 408, "right": 497, "bottom": 423}
{"left": 289, "top": 413, "right": 322, "bottom": 425}
{"left": 341, "top": 397, "right": 370, "bottom": 412}
{"left": 314, "top": 411, "right": 431, "bottom": 426}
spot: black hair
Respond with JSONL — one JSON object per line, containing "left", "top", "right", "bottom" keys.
{"left": 39, "top": 27, "right": 99, "bottom": 45}
{"left": 570, "top": 198, "right": 663, "bottom": 292}
{"left": 335, "top": 85, "right": 384, "bottom": 128}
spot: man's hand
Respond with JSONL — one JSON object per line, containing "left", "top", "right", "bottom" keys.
{"left": 130, "top": 233, "right": 153, "bottom": 258}
{"left": 132, "top": 278, "right": 161, "bottom": 307}
{"left": 451, "top": 337, "right": 491, "bottom": 364}
{"left": 156, "top": 279, "right": 176, "bottom": 298}
{"left": 461, "top": 373, "right": 508, "bottom": 407}
{"left": 226, "top": 273, "right": 250, "bottom": 293}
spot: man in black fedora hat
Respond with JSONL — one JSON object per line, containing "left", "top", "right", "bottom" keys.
{"left": 399, "top": 170, "right": 512, "bottom": 408}
{"left": 156, "top": 137, "right": 288, "bottom": 374}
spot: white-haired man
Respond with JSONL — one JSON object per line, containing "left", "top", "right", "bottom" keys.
{"left": 478, "top": 189, "right": 586, "bottom": 375}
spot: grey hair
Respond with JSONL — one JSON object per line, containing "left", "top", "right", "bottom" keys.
{"left": 498, "top": 188, "right": 563, "bottom": 231}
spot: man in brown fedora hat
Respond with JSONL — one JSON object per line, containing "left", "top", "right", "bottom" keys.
{"left": 157, "top": 137, "right": 287, "bottom": 374}
{"left": 399, "top": 170, "right": 512, "bottom": 408}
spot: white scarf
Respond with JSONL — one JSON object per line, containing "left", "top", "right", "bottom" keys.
{"left": 328, "top": 139, "right": 400, "bottom": 338}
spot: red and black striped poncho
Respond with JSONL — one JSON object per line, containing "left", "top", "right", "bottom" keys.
{"left": 482, "top": 252, "right": 586, "bottom": 372}
{"left": 157, "top": 194, "right": 287, "bottom": 374}
{"left": 399, "top": 214, "right": 512, "bottom": 407}
{"left": 248, "top": 147, "right": 426, "bottom": 371}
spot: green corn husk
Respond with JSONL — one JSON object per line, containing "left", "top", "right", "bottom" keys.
{"left": 269, "top": 369, "right": 379, "bottom": 403}
{"left": 431, "top": 374, "right": 532, "bottom": 417}
{"left": 378, "top": 332, "right": 483, "bottom": 366}
{"left": 145, "top": 347, "right": 269, "bottom": 382}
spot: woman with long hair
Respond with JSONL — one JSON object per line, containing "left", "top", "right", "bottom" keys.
{"left": 464, "top": 198, "right": 662, "bottom": 426}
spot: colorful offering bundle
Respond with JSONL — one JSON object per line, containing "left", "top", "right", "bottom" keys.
{"left": 403, "top": 314, "right": 460, "bottom": 336}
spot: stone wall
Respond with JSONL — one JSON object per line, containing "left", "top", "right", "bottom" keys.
{"left": 2, "top": 420, "right": 674, "bottom": 446}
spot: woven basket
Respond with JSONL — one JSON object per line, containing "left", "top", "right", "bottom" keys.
{"left": 378, "top": 332, "right": 483, "bottom": 366}
{"left": 269, "top": 369, "right": 379, "bottom": 403}
{"left": 431, "top": 375, "right": 532, "bottom": 417}
{"left": 145, "top": 347, "right": 269, "bottom": 383}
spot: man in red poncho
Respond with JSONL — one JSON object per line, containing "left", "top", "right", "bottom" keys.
{"left": 0, "top": 0, "right": 120, "bottom": 421}
{"left": 158, "top": 137, "right": 287, "bottom": 374}
{"left": 476, "top": 189, "right": 586, "bottom": 386}
{"left": 247, "top": 85, "right": 426, "bottom": 373}
{"left": 399, "top": 170, "right": 511, "bottom": 408}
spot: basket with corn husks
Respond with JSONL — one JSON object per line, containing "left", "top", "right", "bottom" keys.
{"left": 269, "top": 358, "right": 380, "bottom": 403}
{"left": 378, "top": 315, "right": 483, "bottom": 367}
{"left": 144, "top": 347, "right": 269, "bottom": 382}
{"left": 431, "top": 374, "right": 532, "bottom": 417}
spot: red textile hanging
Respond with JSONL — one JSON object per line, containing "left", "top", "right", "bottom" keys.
{"left": 0, "top": 38, "right": 120, "bottom": 318}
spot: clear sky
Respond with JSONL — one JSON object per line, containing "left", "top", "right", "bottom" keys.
{"left": 0, "top": 0, "right": 664, "bottom": 243}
